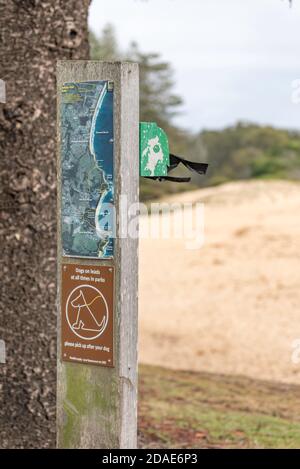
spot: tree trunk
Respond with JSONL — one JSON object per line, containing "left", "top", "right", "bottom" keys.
{"left": 0, "top": 0, "right": 91, "bottom": 448}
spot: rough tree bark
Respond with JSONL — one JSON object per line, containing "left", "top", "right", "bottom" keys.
{"left": 0, "top": 0, "right": 91, "bottom": 448}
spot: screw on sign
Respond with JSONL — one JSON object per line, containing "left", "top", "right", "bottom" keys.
{"left": 61, "top": 264, "right": 114, "bottom": 367}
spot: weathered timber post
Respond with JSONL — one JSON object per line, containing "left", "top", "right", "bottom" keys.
{"left": 57, "top": 61, "right": 139, "bottom": 448}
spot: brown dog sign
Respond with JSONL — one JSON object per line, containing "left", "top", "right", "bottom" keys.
{"left": 61, "top": 263, "right": 114, "bottom": 367}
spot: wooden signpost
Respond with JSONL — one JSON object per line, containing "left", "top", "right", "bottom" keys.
{"left": 56, "top": 62, "right": 139, "bottom": 448}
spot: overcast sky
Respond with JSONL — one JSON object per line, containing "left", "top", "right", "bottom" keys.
{"left": 89, "top": 0, "right": 300, "bottom": 132}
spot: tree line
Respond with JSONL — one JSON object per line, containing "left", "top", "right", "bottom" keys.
{"left": 90, "top": 25, "right": 300, "bottom": 201}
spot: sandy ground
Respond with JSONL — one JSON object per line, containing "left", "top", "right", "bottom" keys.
{"left": 139, "top": 180, "right": 300, "bottom": 384}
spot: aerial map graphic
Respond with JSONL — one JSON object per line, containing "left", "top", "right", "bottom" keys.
{"left": 60, "top": 80, "right": 114, "bottom": 258}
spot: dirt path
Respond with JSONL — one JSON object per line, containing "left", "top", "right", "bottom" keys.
{"left": 139, "top": 180, "right": 300, "bottom": 384}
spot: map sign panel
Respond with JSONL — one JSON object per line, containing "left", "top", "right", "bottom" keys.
{"left": 61, "top": 263, "right": 114, "bottom": 367}
{"left": 60, "top": 80, "right": 114, "bottom": 259}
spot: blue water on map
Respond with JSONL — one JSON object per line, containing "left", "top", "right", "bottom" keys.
{"left": 93, "top": 88, "right": 114, "bottom": 257}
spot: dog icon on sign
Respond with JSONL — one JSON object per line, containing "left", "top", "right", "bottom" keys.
{"left": 66, "top": 285, "right": 108, "bottom": 340}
